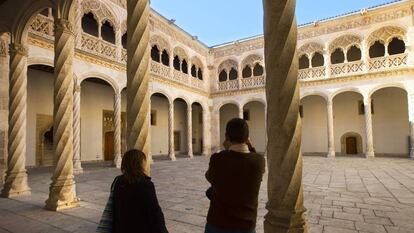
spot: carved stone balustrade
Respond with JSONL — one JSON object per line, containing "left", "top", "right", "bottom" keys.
{"left": 78, "top": 33, "right": 117, "bottom": 61}
{"left": 241, "top": 75, "right": 266, "bottom": 89}
{"left": 29, "top": 14, "right": 54, "bottom": 40}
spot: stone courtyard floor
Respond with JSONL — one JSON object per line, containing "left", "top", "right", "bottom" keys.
{"left": 1, "top": 156, "right": 414, "bottom": 233}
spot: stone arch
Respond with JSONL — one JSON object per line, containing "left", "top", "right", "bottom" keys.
{"left": 79, "top": 72, "right": 119, "bottom": 93}
{"left": 298, "top": 42, "right": 324, "bottom": 58}
{"left": 340, "top": 132, "right": 363, "bottom": 155}
{"left": 191, "top": 101, "right": 206, "bottom": 112}
{"left": 241, "top": 98, "right": 266, "bottom": 109}
{"left": 300, "top": 92, "right": 329, "bottom": 102}
{"left": 150, "top": 34, "right": 171, "bottom": 54}
{"left": 218, "top": 59, "right": 238, "bottom": 74}
{"left": 217, "top": 101, "right": 241, "bottom": 111}
{"left": 331, "top": 88, "right": 363, "bottom": 101}
{"left": 329, "top": 34, "right": 362, "bottom": 52}
{"left": 150, "top": 90, "right": 172, "bottom": 104}
{"left": 368, "top": 84, "right": 407, "bottom": 98}
{"left": 80, "top": 0, "right": 119, "bottom": 29}
{"left": 191, "top": 56, "right": 205, "bottom": 69}
{"left": 367, "top": 25, "right": 406, "bottom": 46}
{"left": 173, "top": 46, "right": 189, "bottom": 61}
{"left": 28, "top": 56, "right": 54, "bottom": 67}
{"left": 173, "top": 96, "right": 190, "bottom": 106}
{"left": 241, "top": 54, "right": 264, "bottom": 68}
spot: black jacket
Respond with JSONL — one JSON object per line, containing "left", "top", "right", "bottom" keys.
{"left": 113, "top": 175, "right": 169, "bottom": 233}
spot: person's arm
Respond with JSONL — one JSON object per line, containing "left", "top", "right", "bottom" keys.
{"left": 145, "top": 181, "right": 169, "bottom": 233}
{"left": 246, "top": 139, "right": 257, "bottom": 153}
{"left": 205, "top": 154, "right": 216, "bottom": 184}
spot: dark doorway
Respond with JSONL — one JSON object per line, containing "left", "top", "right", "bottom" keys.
{"left": 105, "top": 131, "right": 114, "bottom": 161}
{"left": 346, "top": 137, "right": 357, "bottom": 154}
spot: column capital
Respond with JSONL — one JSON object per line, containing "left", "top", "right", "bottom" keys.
{"left": 9, "top": 43, "right": 28, "bottom": 57}
{"left": 54, "top": 18, "right": 75, "bottom": 36}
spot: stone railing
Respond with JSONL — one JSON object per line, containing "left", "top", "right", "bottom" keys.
{"left": 216, "top": 76, "right": 265, "bottom": 92}
{"left": 217, "top": 79, "right": 240, "bottom": 92}
{"left": 150, "top": 62, "right": 206, "bottom": 91}
{"left": 298, "top": 53, "right": 408, "bottom": 81}
{"left": 241, "top": 75, "right": 266, "bottom": 89}
{"left": 28, "top": 14, "right": 54, "bottom": 40}
{"left": 78, "top": 33, "right": 117, "bottom": 61}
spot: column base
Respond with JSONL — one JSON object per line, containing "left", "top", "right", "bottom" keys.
{"left": 113, "top": 154, "right": 122, "bottom": 169}
{"left": 169, "top": 153, "right": 176, "bottom": 161}
{"left": 188, "top": 153, "right": 194, "bottom": 159}
{"left": 366, "top": 151, "right": 375, "bottom": 159}
{"left": 264, "top": 208, "right": 308, "bottom": 233}
{"left": 327, "top": 150, "right": 336, "bottom": 158}
{"left": 45, "top": 178, "right": 80, "bottom": 211}
{"left": 410, "top": 149, "right": 414, "bottom": 160}
{"left": 1, "top": 171, "right": 31, "bottom": 198}
{"left": 73, "top": 161, "right": 83, "bottom": 174}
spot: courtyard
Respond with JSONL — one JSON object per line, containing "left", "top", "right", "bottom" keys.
{"left": 0, "top": 156, "right": 413, "bottom": 233}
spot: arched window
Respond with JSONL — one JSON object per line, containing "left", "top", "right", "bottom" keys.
{"left": 347, "top": 45, "right": 361, "bottom": 62}
{"left": 299, "top": 55, "right": 310, "bottom": 69}
{"left": 182, "top": 59, "right": 188, "bottom": 74}
{"left": 311, "top": 52, "right": 324, "bottom": 67}
{"left": 173, "top": 56, "right": 181, "bottom": 71}
{"left": 82, "top": 13, "right": 99, "bottom": 37}
{"left": 191, "top": 65, "right": 197, "bottom": 77}
{"left": 253, "top": 63, "right": 264, "bottom": 76}
{"left": 161, "top": 50, "right": 169, "bottom": 66}
{"left": 101, "top": 21, "right": 115, "bottom": 44}
{"left": 229, "top": 68, "right": 238, "bottom": 80}
{"left": 331, "top": 48, "right": 345, "bottom": 64}
{"left": 388, "top": 37, "right": 406, "bottom": 55}
{"left": 121, "top": 33, "right": 127, "bottom": 49}
{"left": 369, "top": 41, "right": 385, "bottom": 58}
{"left": 242, "top": 66, "right": 252, "bottom": 78}
{"left": 197, "top": 68, "right": 203, "bottom": 80}
{"left": 151, "top": 45, "right": 160, "bottom": 62}
{"left": 219, "top": 70, "right": 227, "bottom": 82}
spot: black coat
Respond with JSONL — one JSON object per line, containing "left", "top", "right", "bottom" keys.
{"left": 113, "top": 175, "right": 169, "bottom": 233}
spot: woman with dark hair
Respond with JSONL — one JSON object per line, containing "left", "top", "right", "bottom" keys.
{"left": 112, "top": 149, "right": 169, "bottom": 233}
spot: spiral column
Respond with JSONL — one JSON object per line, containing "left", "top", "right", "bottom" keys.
{"left": 168, "top": 101, "right": 176, "bottom": 161}
{"left": 327, "top": 99, "right": 336, "bottom": 158}
{"left": 126, "top": 0, "right": 151, "bottom": 174}
{"left": 263, "top": 0, "right": 308, "bottom": 232}
{"left": 187, "top": 103, "right": 193, "bottom": 158}
{"left": 1, "top": 43, "right": 31, "bottom": 198}
{"left": 113, "top": 92, "right": 122, "bottom": 168}
{"left": 45, "top": 19, "right": 80, "bottom": 211}
{"left": 409, "top": 93, "right": 414, "bottom": 159}
{"left": 73, "top": 81, "right": 83, "bottom": 174}
{"left": 363, "top": 96, "right": 375, "bottom": 158}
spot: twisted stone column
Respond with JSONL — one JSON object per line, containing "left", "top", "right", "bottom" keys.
{"left": 202, "top": 109, "right": 209, "bottom": 156}
{"left": 187, "top": 103, "right": 193, "bottom": 158}
{"left": 407, "top": 93, "right": 414, "bottom": 159}
{"left": 238, "top": 106, "right": 244, "bottom": 119}
{"left": 73, "top": 82, "right": 83, "bottom": 174}
{"left": 327, "top": 99, "right": 336, "bottom": 158}
{"left": 1, "top": 43, "right": 31, "bottom": 198}
{"left": 45, "top": 19, "right": 79, "bottom": 211}
{"left": 126, "top": 0, "right": 151, "bottom": 173}
{"left": 113, "top": 92, "right": 122, "bottom": 168}
{"left": 363, "top": 97, "right": 375, "bottom": 158}
{"left": 263, "top": 0, "right": 308, "bottom": 232}
{"left": 168, "top": 101, "right": 176, "bottom": 161}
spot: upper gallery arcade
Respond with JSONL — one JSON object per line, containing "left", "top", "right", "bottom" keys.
{"left": 0, "top": 0, "right": 414, "bottom": 172}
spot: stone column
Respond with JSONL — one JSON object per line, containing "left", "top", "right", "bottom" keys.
{"left": 363, "top": 96, "right": 375, "bottom": 158}
{"left": 73, "top": 81, "right": 83, "bottom": 174}
{"left": 113, "top": 92, "right": 122, "bottom": 168}
{"left": 1, "top": 43, "right": 31, "bottom": 198}
{"left": 187, "top": 103, "right": 193, "bottom": 158}
{"left": 45, "top": 19, "right": 80, "bottom": 211}
{"left": 324, "top": 43, "right": 331, "bottom": 79}
{"left": 202, "top": 108, "right": 209, "bottom": 156}
{"left": 239, "top": 106, "right": 244, "bottom": 119}
{"left": 408, "top": 92, "right": 414, "bottom": 159}
{"left": 406, "top": 26, "right": 414, "bottom": 66}
{"left": 168, "top": 101, "right": 176, "bottom": 161}
{"left": 361, "top": 40, "right": 369, "bottom": 73}
{"left": 327, "top": 99, "right": 335, "bottom": 158}
{"left": 126, "top": 0, "right": 151, "bottom": 173}
{"left": 263, "top": 0, "right": 308, "bottom": 232}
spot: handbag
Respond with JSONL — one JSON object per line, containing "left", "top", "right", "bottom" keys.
{"left": 96, "top": 176, "right": 120, "bottom": 233}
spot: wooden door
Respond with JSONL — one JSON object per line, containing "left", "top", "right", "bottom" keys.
{"left": 105, "top": 131, "right": 114, "bottom": 161}
{"left": 174, "top": 131, "right": 180, "bottom": 151}
{"left": 346, "top": 137, "right": 357, "bottom": 155}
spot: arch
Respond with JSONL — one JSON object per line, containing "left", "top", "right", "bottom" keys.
{"left": 82, "top": 12, "right": 99, "bottom": 37}
{"left": 329, "top": 34, "right": 362, "bottom": 52}
{"left": 191, "top": 56, "right": 205, "bottom": 70}
{"left": 217, "top": 101, "right": 241, "bottom": 111}
{"left": 298, "top": 42, "right": 324, "bottom": 58}
{"left": 241, "top": 98, "right": 266, "bottom": 109}
{"left": 218, "top": 59, "right": 238, "bottom": 74}
{"left": 240, "top": 54, "right": 264, "bottom": 68}
{"left": 388, "top": 37, "right": 406, "bottom": 55}
{"left": 80, "top": 0, "right": 119, "bottom": 29}
{"left": 173, "top": 46, "right": 189, "bottom": 61}
{"left": 340, "top": 132, "right": 363, "bottom": 155}
{"left": 28, "top": 56, "right": 54, "bottom": 67}
{"left": 367, "top": 25, "right": 406, "bottom": 46}
{"left": 191, "top": 101, "right": 206, "bottom": 112}
{"left": 369, "top": 41, "right": 386, "bottom": 58}
{"left": 331, "top": 88, "right": 363, "bottom": 101}
{"left": 173, "top": 96, "right": 190, "bottom": 106}
{"left": 300, "top": 92, "right": 329, "bottom": 102}
{"left": 368, "top": 84, "right": 407, "bottom": 98}
{"left": 311, "top": 52, "right": 324, "bottom": 67}
{"left": 150, "top": 34, "right": 171, "bottom": 54}
{"left": 150, "top": 90, "right": 172, "bottom": 103}
{"left": 299, "top": 54, "right": 310, "bottom": 69}
{"left": 79, "top": 72, "right": 119, "bottom": 93}
{"left": 101, "top": 20, "right": 116, "bottom": 44}
{"left": 347, "top": 45, "right": 362, "bottom": 62}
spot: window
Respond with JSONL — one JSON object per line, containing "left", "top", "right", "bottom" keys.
{"left": 388, "top": 37, "right": 406, "bottom": 55}
{"left": 369, "top": 41, "right": 385, "bottom": 58}
{"left": 161, "top": 50, "right": 169, "bottom": 66}
{"left": 299, "top": 55, "right": 310, "bottom": 69}
{"left": 331, "top": 48, "right": 345, "bottom": 64}
{"left": 219, "top": 70, "right": 227, "bottom": 82}
{"left": 253, "top": 63, "right": 264, "bottom": 76}
{"left": 243, "top": 110, "right": 250, "bottom": 121}
{"left": 197, "top": 68, "right": 203, "bottom": 80}
{"left": 173, "top": 56, "right": 181, "bottom": 71}
{"left": 150, "top": 111, "right": 157, "bottom": 126}
{"left": 229, "top": 68, "right": 238, "bottom": 80}
{"left": 312, "top": 52, "right": 324, "bottom": 67}
{"left": 347, "top": 45, "right": 361, "bottom": 62}
{"left": 101, "top": 21, "right": 115, "bottom": 44}
{"left": 242, "top": 66, "right": 252, "bottom": 78}
{"left": 121, "top": 33, "right": 127, "bottom": 49}
{"left": 299, "top": 105, "right": 303, "bottom": 118}
{"left": 182, "top": 59, "right": 188, "bottom": 74}
{"left": 82, "top": 13, "right": 99, "bottom": 37}
{"left": 191, "top": 65, "right": 197, "bottom": 77}
{"left": 151, "top": 46, "right": 160, "bottom": 62}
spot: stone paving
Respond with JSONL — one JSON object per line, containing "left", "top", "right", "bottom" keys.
{"left": 1, "top": 156, "right": 414, "bottom": 233}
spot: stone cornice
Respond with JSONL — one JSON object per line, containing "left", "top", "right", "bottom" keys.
{"left": 151, "top": 75, "right": 210, "bottom": 98}
{"left": 211, "top": 87, "right": 265, "bottom": 98}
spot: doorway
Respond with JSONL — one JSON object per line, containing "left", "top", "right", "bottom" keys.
{"left": 346, "top": 136, "right": 357, "bottom": 154}
{"left": 104, "top": 131, "right": 114, "bottom": 161}
{"left": 174, "top": 131, "right": 181, "bottom": 152}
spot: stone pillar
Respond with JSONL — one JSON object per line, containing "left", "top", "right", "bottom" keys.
{"left": 187, "top": 103, "right": 193, "bottom": 158}
{"left": 126, "top": 0, "right": 151, "bottom": 174}
{"left": 168, "top": 101, "right": 176, "bottom": 161}
{"left": 1, "top": 43, "right": 31, "bottom": 198}
{"left": 408, "top": 92, "right": 414, "bottom": 159}
{"left": 324, "top": 43, "right": 331, "bottom": 79}
{"left": 361, "top": 40, "right": 369, "bottom": 73}
{"left": 73, "top": 80, "right": 83, "bottom": 174}
{"left": 239, "top": 106, "right": 244, "bottom": 119}
{"left": 406, "top": 26, "right": 414, "bottom": 66}
{"left": 202, "top": 108, "right": 210, "bottom": 156}
{"left": 113, "top": 92, "right": 122, "bottom": 168}
{"left": 363, "top": 96, "right": 375, "bottom": 158}
{"left": 45, "top": 19, "right": 80, "bottom": 211}
{"left": 327, "top": 99, "right": 335, "bottom": 158}
{"left": 263, "top": 0, "right": 308, "bottom": 232}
